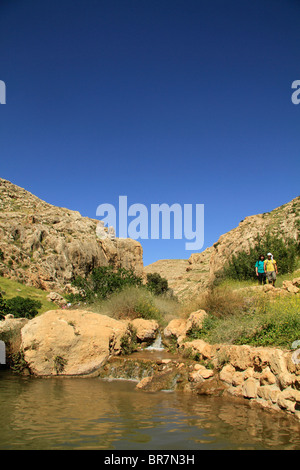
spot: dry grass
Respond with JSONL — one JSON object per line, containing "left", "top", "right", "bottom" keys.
{"left": 89, "top": 286, "right": 181, "bottom": 325}
{"left": 179, "top": 287, "right": 247, "bottom": 319}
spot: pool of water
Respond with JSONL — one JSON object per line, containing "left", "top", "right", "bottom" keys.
{"left": 0, "top": 370, "right": 299, "bottom": 450}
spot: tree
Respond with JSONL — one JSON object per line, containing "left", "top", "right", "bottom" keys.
{"left": 146, "top": 273, "right": 169, "bottom": 296}
{"left": 69, "top": 266, "right": 143, "bottom": 302}
{"left": 5, "top": 296, "right": 42, "bottom": 319}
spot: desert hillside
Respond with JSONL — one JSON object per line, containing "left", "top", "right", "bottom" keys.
{"left": 0, "top": 179, "right": 299, "bottom": 300}
{"left": 145, "top": 197, "right": 300, "bottom": 299}
{"left": 0, "top": 179, "right": 143, "bottom": 292}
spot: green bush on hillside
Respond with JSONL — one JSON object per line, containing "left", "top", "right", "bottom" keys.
{"left": 69, "top": 266, "right": 143, "bottom": 302}
{"left": 0, "top": 293, "right": 42, "bottom": 319}
{"left": 69, "top": 267, "right": 173, "bottom": 304}
{"left": 146, "top": 272, "right": 169, "bottom": 296}
{"left": 221, "top": 232, "right": 299, "bottom": 281}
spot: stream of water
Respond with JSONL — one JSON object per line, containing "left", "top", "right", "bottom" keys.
{"left": 0, "top": 369, "right": 300, "bottom": 450}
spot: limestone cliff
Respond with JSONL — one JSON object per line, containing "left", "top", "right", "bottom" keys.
{"left": 145, "top": 197, "right": 300, "bottom": 299}
{"left": 0, "top": 178, "right": 143, "bottom": 292}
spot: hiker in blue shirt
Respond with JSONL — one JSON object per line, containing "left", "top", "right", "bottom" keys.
{"left": 255, "top": 255, "right": 266, "bottom": 285}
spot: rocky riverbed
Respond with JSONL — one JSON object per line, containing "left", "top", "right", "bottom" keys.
{"left": 1, "top": 308, "right": 300, "bottom": 425}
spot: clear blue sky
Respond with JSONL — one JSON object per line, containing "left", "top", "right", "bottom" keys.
{"left": 0, "top": 0, "right": 299, "bottom": 266}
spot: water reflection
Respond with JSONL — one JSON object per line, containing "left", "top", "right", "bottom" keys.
{"left": 0, "top": 371, "right": 299, "bottom": 450}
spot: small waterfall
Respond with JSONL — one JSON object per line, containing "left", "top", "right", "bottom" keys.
{"left": 146, "top": 332, "right": 165, "bottom": 351}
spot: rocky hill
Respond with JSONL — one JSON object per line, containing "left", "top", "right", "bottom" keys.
{"left": 145, "top": 197, "right": 300, "bottom": 299}
{"left": 1, "top": 179, "right": 299, "bottom": 301}
{"left": 0, "top": 179, "right": 143, "bottom": 292}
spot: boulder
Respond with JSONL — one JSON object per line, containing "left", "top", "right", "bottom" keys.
{"left": 257, "top": 385, "right": 281, "bottom": 404}
{"left": 282, "top": 281, "right": 299, "bottom": 294}
{"left": 196, "top": 377, "right": 227, "bottom": 396}
{"left": 130, "top": 318, "right": 159, "bottom": 343}
{"left": 180, "top": 339, "right": 213, "bottom": 360}
{"left": 219, "top": 364, "right": 235, "bottom": 385}
{"left": 189, "top": 365, "right": 214, "bottom": 382}
{"left": 185, "top": 310, "right": 208, "bottom": 332}
{"left": 0, "top": 316, "right": 28, "bottom": 356}
{"left": 226, "top": 345, "right": 253, "bottom": 370}
{"left": 242, "top": 378, "right": 259, "bottom": 399}
{"left": 259, "top": 367, "right": 277, "bottom": 386}
{"left": 163, "top": 318, "right": 187, "bottom": 341}
{"left": 21, "top": 309, "right": 128, "bottom": 376}
{"left": 164, "top": 310, "right": 208, "bottom": 344}
{"left": 46, "top": 292, "right": 67, "bottom": 307}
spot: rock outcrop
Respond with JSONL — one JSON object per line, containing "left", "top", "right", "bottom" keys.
{"left": 20, "top": 309, "right": 130, "bottom": 376}
{"left": 208, "top": 197, "right": 299, "bottom": 280}
{"left": 0, "top": 179, "right": 143, "bottom": 292}
{"left": 145, "top": 197, "right": 300, "bottom": 299}
{"left": 163, "top": 310, "right": 208, "bottom": 343}
{"left": 130, "top": 318, "right": 159, "bottom": 343}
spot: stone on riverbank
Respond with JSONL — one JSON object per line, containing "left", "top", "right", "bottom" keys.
{"left": 130, "top": 318, "right": 159, "bottom": 343}
{"left": 21, "top": 309, "right": 128, "bottom": 376}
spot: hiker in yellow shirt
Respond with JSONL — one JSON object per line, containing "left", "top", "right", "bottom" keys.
{"left": 264, "top": 253, "right": 278, "bottom": 286}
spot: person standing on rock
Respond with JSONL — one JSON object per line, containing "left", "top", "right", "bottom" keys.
{"left": 255, "top": 255, "right": 266, "bottom": 285}
{"left": 264, "top": 253, "right": 278, "bottom": 286}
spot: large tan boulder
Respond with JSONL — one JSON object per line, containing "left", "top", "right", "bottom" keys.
{"left": 225, "top": 345, "right": 253, "bottom": 370}
{"left": 259, "top": 367, "right": 277, "bottom": 386}
{"left": 189, "top": 365, "right": 214, "bottom": 382}
{"left": 21, "top": 309, "right": 128, "bottom": 376}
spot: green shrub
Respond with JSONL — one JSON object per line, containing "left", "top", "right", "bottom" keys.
{"left": 186, "top": 295, "right": 300, "bottom": 349}
{"left": 221, "top": 232, "right": 300, "bottom": 281}
{"left": 189, "top": 287, "right": 247, "bottom": 319}
{"left": 10, "top": 351, "right": 29, "bottom": 374}
{"left": 68, "top": 266, "right": 142, "bottom": 302}
{"left": 53, "top": 356, "right": 68, "bottom": 375}
{"left": 134, "top": 297, "right": 162, "bottom": 322}
{"left": 186, "top": 315, "right": 218, "bottom": 340}
{"left": 5, "top": 296, "right": 42, "bottom": 319}
{"left": 234, "top": 296, "right": 300, "bottom": 348}
{"left": 146, "top": 273, "right": 169, "bottom": 296}
{"left": 0, "top": 249, "right": 4, "bottom": 261}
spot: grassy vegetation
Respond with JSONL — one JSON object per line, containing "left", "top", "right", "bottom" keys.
{"left": 0, "top": 276, "right": 58, "bottom": 314}
{"left": 185, "top": 286, "right": 300, "bottom": 349}
{"left": 89, "top": 285, "right": 181, "bottom": 326}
